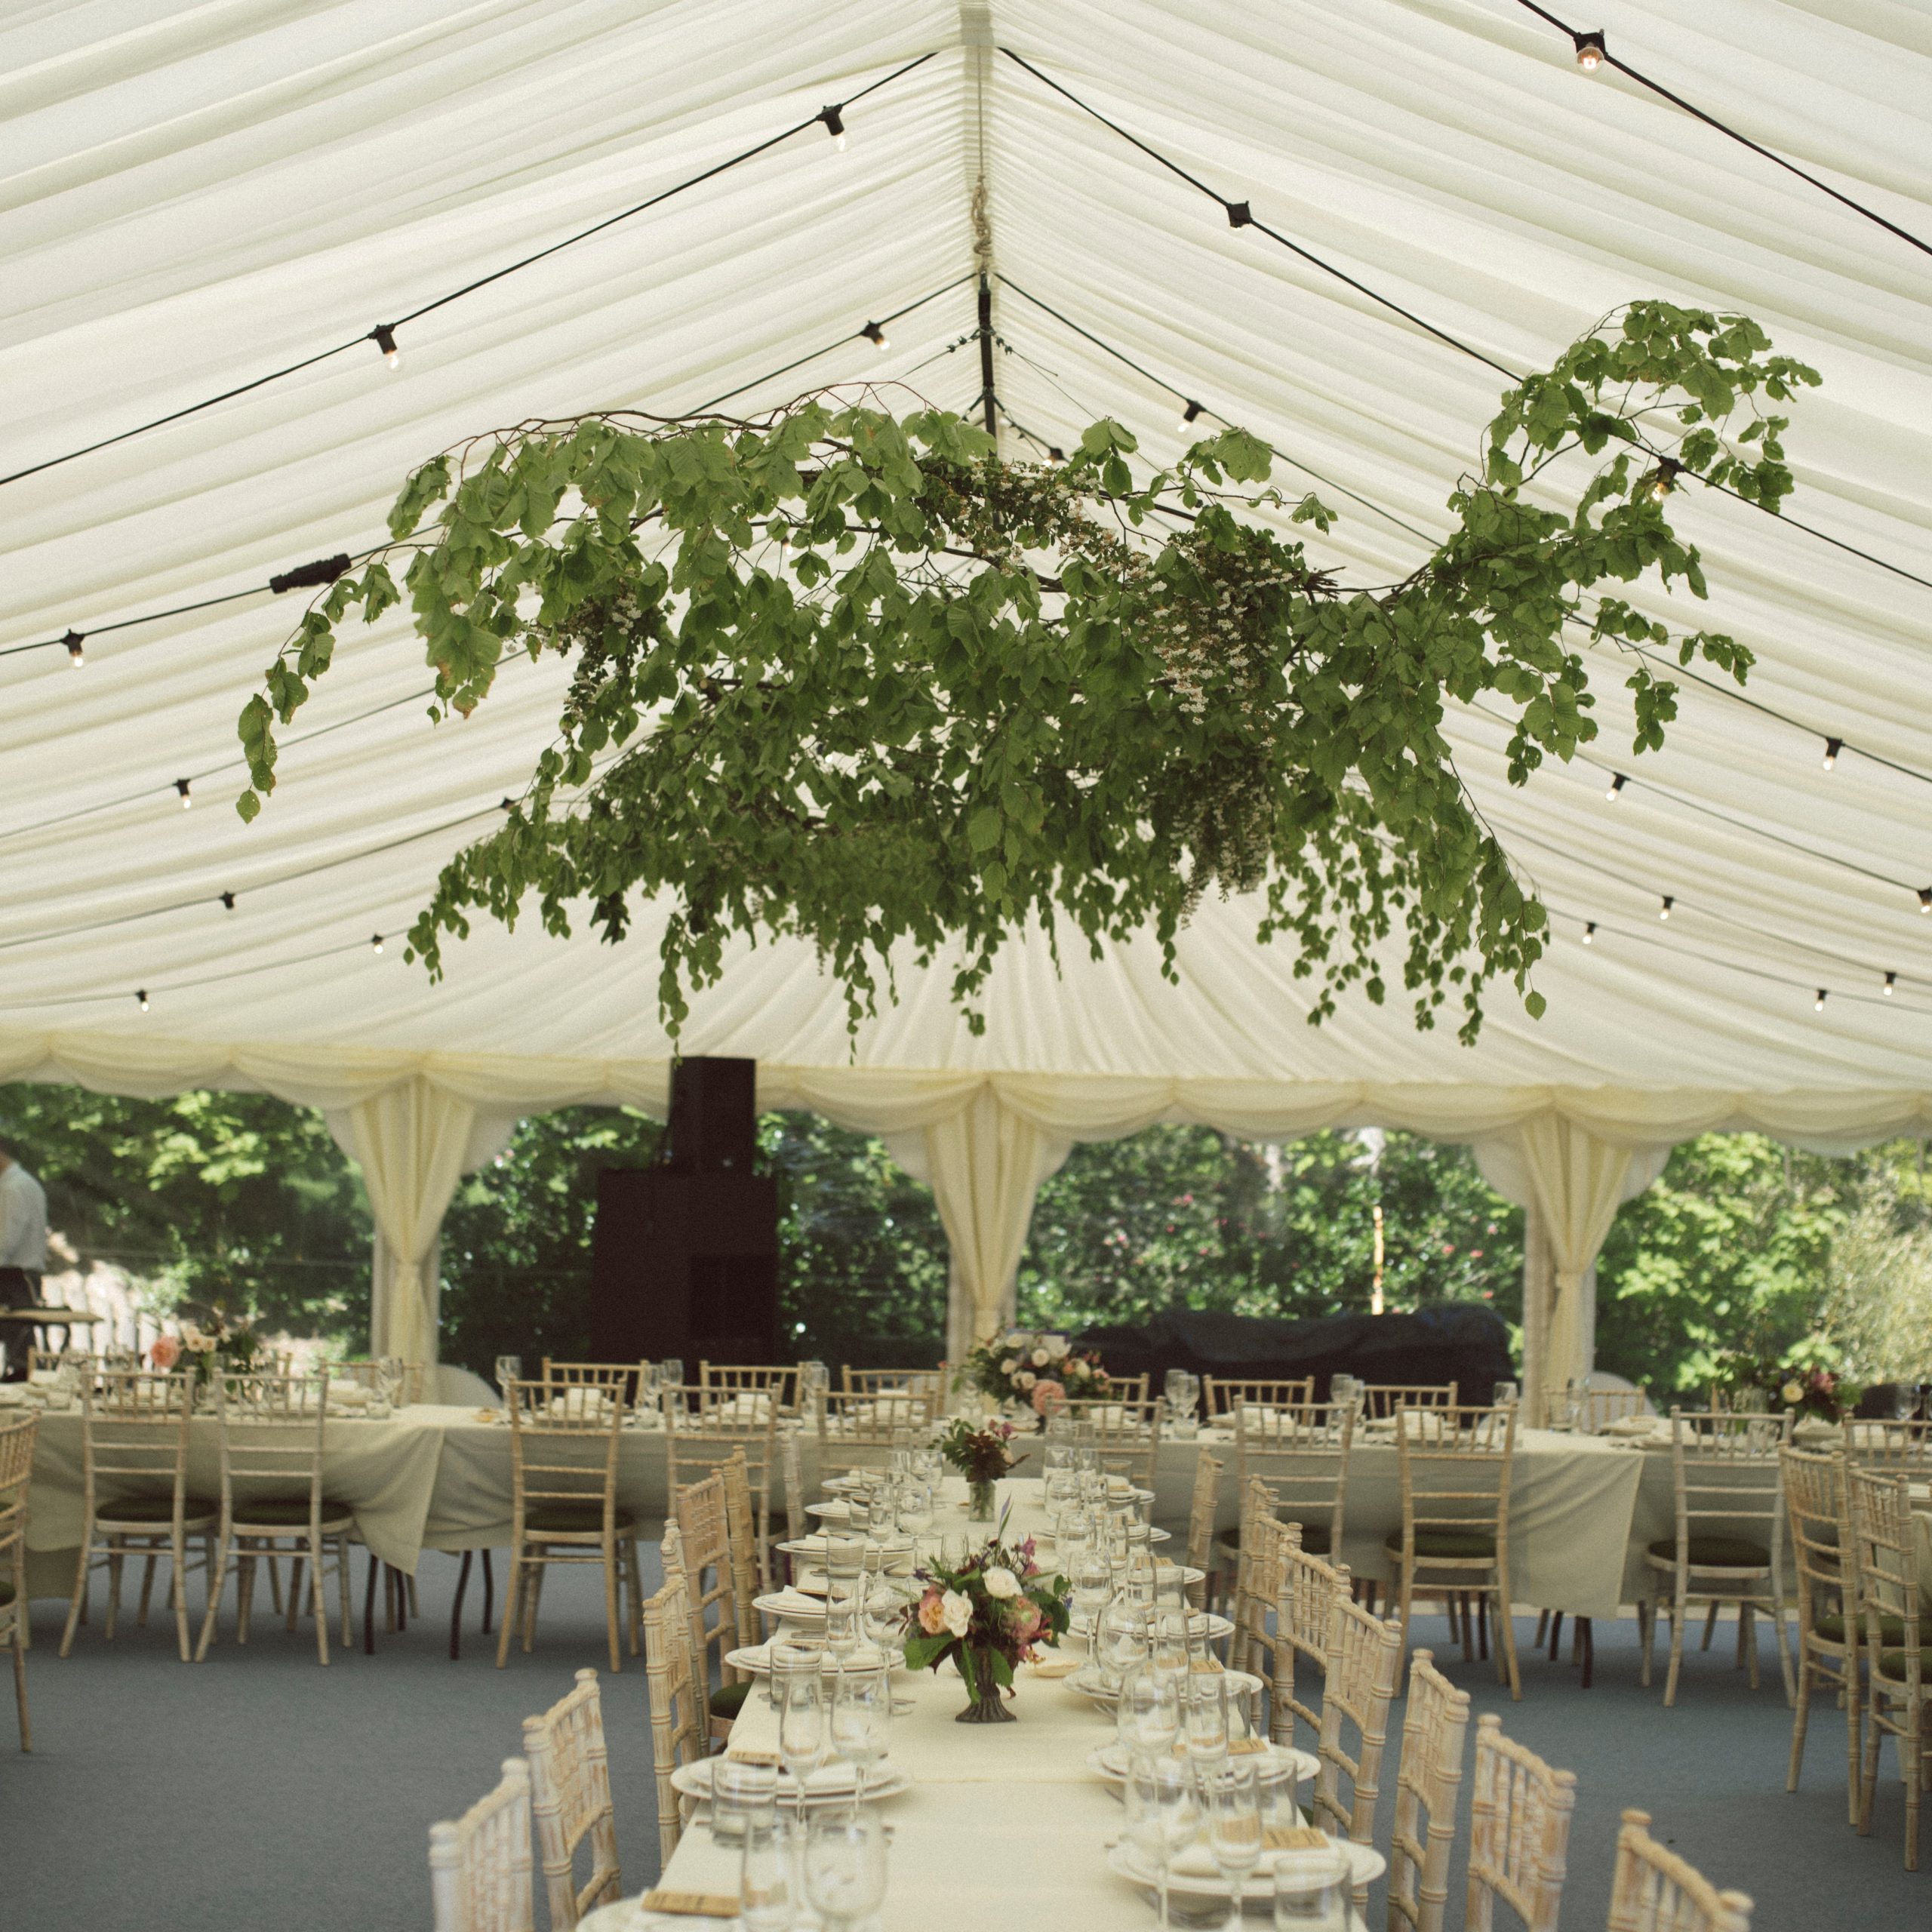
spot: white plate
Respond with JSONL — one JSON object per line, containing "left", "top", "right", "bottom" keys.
{"left": 1074, "top": 1664, "right": 1264, "bottom": 1711}
{"left": 777, "top": 1534, "right": 912, "bottom": 1558}
{"left": 1108, "top": 1835, "right": 1385, "bottom": 1902}
{"left": 669, "top": 1757, "right": 911, "bottom": 1807}
{"left": 754, "top": 1590, "right": 827, "bottom": 1623}
{"left": 725, "top": 1644, "right": 904, "bottom": 1678}
{"left": 1088, "top": 1740, "right": 1318, "bottom": 1787}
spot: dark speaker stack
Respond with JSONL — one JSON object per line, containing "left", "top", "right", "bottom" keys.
{"left": 589, "top": 1057, "right": 779, "bottom": 1366}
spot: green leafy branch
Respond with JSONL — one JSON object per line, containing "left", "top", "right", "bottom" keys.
{"left": 235, "top": 306, "right": 1817, "bottom": 1044}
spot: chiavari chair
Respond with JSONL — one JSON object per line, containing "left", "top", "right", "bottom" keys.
{"left": 1312, "top": 1589, "right": 1402, "bottom": 1911}
{"left": 663, "top": 1383, "right": 780, "bottom": 1589}
{"left": 1221, "top": 1399, "right": 1354, "bottom": 1591}
{"left": 1059, "top": 1394, "right": 1164, "bottom": 1488}
{"left": 1228, "top": 1478, "right": 1281, "bottom": 1681}
{"left": 1780, "top": 1444, "right": 1863, "bottom": 1822}
{"left": 0, "top": 1412, "right": 35, "bottom": 1749}
{"left": 429, "top": 1756, "right": 536, "bottom": 1932}
{"left": 1464, "top": 1714, "right": 1576, "bottom": 1932}
{"left": 1545, "top": 1379, "right": 1649, "bottom": 1433}
{"left": 195, "top": 1371, "right": 355, "bottom": 1664}
{"left": 1388, "top": 1650, "right": 1472, "bottom": 1932}
{"left": 541, "top": 1359, "right": 646, "bottom": 1401}
{"left": 497, "top": 1377, "right": 642, "bottom": 1672}
{"left": 774, "top": 1420, "right": 805, "bottom": 1575}
{"left": 1605, "top": 1807, "right": 1752, "bottom": 1932}
{"left": 522, "top": 1666, "right": 622, "bottom": 1930}
{"left": 1386, "top": 1403, "right": 1521, "bottom": 1698}
{"left": 1201, "top": 1376, "right": 1314, "bottom": 1420}
{"left": 60, "top": 1369, "right": 214, "bottom": 1663}
{"left": 1638, "top": 1408, "right": 1792, "bottom": 1706}
{"left": 1269, "top": 1517, "right": 1352, "bottom": 1750}
{"left": 817, "top": 1389, "right": 931, "bottom": 1460}
{"left": 1849, "top": 1465, "right": 1930, "bottom": 1868}
{"left": 641, "top": 1561, "right": 708, "bottom": 1864}
{"left": 841, "top": 1365, "right": 946, "bottom": 1417}
{"left": 1841, "top": 1415, "right": 1932, "bottom": 1470}
{"left": 1361, "top": 1382, "right": 1458, "bottom": 1420}
{"left": 334, "top": 1356, "right": 426, "bottom": 1405}
{"left": 698, "top": 1362, "right": 801, "bottom": 1417}
{"left": 1183, "top": 1449, "right": 1223, "bottom": 1611}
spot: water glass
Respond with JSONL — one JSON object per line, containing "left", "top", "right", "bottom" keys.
{"left": 1128, "top": 1751, "right": 1200, "bottom": 1930}
{"left": 660, "top": 1356, "right": 684, "bottom": 1390}
{"left": 494, "top": 1355, "right": 521, "bottom": 1403}
{"left": 829, "top": 1652, "right": 892, "bottom": 1806}
{"left": 1204, "top": 1758, "right": 1264, "bottom": 1919}
{"left": 1273, "top": 1844, "right": 1351, "bottom": 1928}
{"left": 1329, "top": 1374, "right": 1356, "bottom": 1410}
{"left": 774, "top": 1647, "right": 828, "bottom": 1811}
{"left": 804, "top": 1810, "right": 888, "bottom": 1932}
{"left": 1185, "top": 1672, "right": 1231, "bottom": 1765}
{"left": 710, "top": 1760, "right": 777, "bottom": 1846}
{"left": 1115, "top": 1663, "right": 1181, "bottom": 1757}
{"left": 740, "top": 1813, "right": 798, "bottom": 1931}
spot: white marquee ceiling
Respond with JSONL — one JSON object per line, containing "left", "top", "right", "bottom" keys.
{"left": 2, "top": 0, "right": 1930, "bottom": 1143}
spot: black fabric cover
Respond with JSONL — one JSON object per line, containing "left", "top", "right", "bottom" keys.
{"left": 1072, "top": 1304, "right": 1514, "bottom": 1404}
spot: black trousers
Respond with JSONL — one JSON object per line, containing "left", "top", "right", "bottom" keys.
{"left": 0, "top": 1267, "right": 42, "bottom": 1380}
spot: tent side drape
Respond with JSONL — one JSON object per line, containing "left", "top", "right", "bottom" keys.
{"left": 326, "top": 1081, "right": 518, "bottom": 1366}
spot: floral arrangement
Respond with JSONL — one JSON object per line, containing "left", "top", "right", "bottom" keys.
{"left": 1709, "top": 1337, "right": 1857, "bottom": 1422}
{"left": 149, "top": 1305, "right": 263, "bottom": 1380}
{"left": 938, "top": 1417, "right": 1023, "bottom": 1485}
{"left": 959, "top": 1330, "right": 1108, "bottom": 1415}
{"left": 902, "top": 1530, "right": 1072, "bottom": 1707}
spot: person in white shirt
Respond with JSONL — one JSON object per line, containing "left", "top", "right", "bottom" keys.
{"left": 0, "top": 1142, "right": 48, "bottom": 1381}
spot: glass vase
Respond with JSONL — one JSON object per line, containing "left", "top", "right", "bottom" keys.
{"left": 967, "top": 1480, "right": 996, "bottom": 1521}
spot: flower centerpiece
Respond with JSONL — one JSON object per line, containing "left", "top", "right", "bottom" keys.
{"left": 939, "top": 1417, "right": 1023, "bottom": 1521}
{"left": 157, "top": 1304, "right": 263, "bottom": 1396}
{"left": 1710, "top": 1337, "right": 1857, "bottom": 1423}
{"left": 958, "top": 1330, "right": 1108, "bottom": 1421}
{"left": 902, "top": 1528, "right": 1072, "bottom": 1724}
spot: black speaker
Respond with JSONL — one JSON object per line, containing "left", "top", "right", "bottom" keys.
{"left": 666, "top": 1056, "right": 757, "bottom": 1174}
{"left": 589, "top": 1168, "right": 779, "bottom": 1364}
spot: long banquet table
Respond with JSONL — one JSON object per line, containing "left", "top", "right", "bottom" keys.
{"left": 23, "top": 1398, "right": 1834, "bottom": 1620}
{"left": 648, "top": 1473, "right": 1359, "bottom": 1931}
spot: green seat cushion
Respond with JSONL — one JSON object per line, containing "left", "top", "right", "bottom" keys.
{"left": 1647, "top": 1536, "right": 1770, "bottom": 1569}
{"left": 525, "top": 1502, "right": 633, "bottom": 1535}
{"left": 1386, "top": 1527, "right": 1497, "bottom": 1561}
{"left": 0, "top": 1578, "right": 13, "bottom": 1608}
{"left": 709, "top": 1679, "right": 752, "bottom": 1719}
{"left": 232, "top": 1497, "right": 355, "bottom": 1528}
{"left": 1817, "top": 1613, "right": 1909, "bottom": 1645}
{"left": 1876, "top": 1648, "right": 1932, "bottom": 1675}
{"left": 97, "top": 1494, "right": 219, "bottom": 1525}
{"left": 1220, "top": 1522, "right": 1330, "bottom": 1554}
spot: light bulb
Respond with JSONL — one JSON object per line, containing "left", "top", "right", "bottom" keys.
{"left": 137, "top": 989, "right": 150, "bottom": 1013}
{"left": 1046, "top": 445, "right": 1065, "bottom": 465}
{"left": 1177, "top": 399, "right": 1204, "bottom": 436}
{"left": 1884, "top": 972, "right": 1897, "bottom": 996}
{"left": 1646, "top": 459, "right": 1681, "bottom": 502}
{"left": 1583, "top": 922, "right": 1596, "bottom": 945}
{"left": 1574, "top": 31, "right": 1606, "bottom": 71}
{"left": 1823, "top": 737, "right": 1842, "bottom": 771}
{"left": 821, "top": 105, "right": 847, "bottom": 150}
{"left": 1606, "top": 773, "right": 1626, "bottom": 800}
{"left": 220, "top": 891, "right": 236, "bottom": 911}
{"left": 371, "top": 934, "right": 385, "bottom": 955}
{"left": 63, "top": 629, "right": 85, "bottom": 667}
{"left": 1920, "top": 888, "right": 1931, "bottom": 915}
{"left": 1659, "top": 896, "right": 1673, "bottom": 921}
{"left": 175, "top": 778, "right": 192, "bottom": 809}
{"left": 1815, "top": 989, "right": 1828, "bottom": 1011}
{"left": 371, "top": 323, "right": 401, "bottom": 370}
{"left": 860, "top": 321, "right": 888, "bottom": 351}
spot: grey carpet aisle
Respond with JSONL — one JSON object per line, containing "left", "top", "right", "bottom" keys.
{"left": 4, "top": 1571, "right": 1927, "bottom": 1930}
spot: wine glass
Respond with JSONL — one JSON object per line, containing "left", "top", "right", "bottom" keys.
{"left": 1115, "top": 1662, "right": 1181, "bottom": 1758}
{"left": 804, "top": 1810, "right": 888, "bottom": 1932}
{"left": 829, "top": 1651, "right": 891, "bottom": 1812}
{"left": 739, "top": 1812, "right": 798, "bottom": 1932}
{"left": 494, "top": 1355, "right": 521, "bottom": 1407}
{"left": 1186, "top": 1671, "right": 1231, "bottom": 1768}
{"left": 1204, "top": 1757, "right": 1263, "bottom": 1926}
{"left": 775, "top": 1647, "right": 828, "bottom": 1817}
{"left": 1128, "top": 1750, "right": 1200, "bottom": 1930}
{"left": 1071, "top": 1536, "right": 1111, "bottom": 1638}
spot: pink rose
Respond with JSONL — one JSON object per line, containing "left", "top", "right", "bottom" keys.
{"left": 917, "top": 1589, "right": 948, "bottom": 1636}
{"left": 1031, "top": 1379, "right": 1066, "bottom": 1417}
{"left": 149, "top": 1334, "right": 180, "bottom": 1370}
{"left": 1009, "top": 1598, "right": 1044, "bottom": 1643}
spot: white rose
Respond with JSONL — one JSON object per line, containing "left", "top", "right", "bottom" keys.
{"left": 1005, "top": 1331, "right": 1025, "bottom": 1348}
{"left": 1000, "top": 1358, "right": 1017, "bottom": 1375}
{"left": 1032, "top": 1346, "right": 1051, "bottom": 1366}
{"left": 1044, "top": 1337, "right": 1069, "bottom": 1360}
{"left": 941, "top": 1589, "right": 974, "bottom": 1638}
{"left": 1017, "top": 1370, "right": 1036, "bottom": 1389}
{"left": 983, "top": 1567, "right": 1020, "bottom": 1599}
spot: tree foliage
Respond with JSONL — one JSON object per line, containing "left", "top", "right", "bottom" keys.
{"left": 236, "top": 306, "right": 1816, "bottom": 1045}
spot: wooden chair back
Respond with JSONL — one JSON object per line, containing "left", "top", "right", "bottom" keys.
{"left": 334, "top": 1358, "right": 426, "bottom": 1404}
{"left": 540, "top": 1360, "right": 644, "bottom": 1404}
{"left": 1271, "top": 1515, "right": 1351, "bottom": 1749}
{"left": 506, "top": 1377, "right": 623, "bottom": 1534}
{"left": 777, "top": 1420, "right": 804, "bottom": 1548}
{"left": 1234, "top": 1398, "right": 1353, "bottom": 1558}
{"left": 1388, "top": 1650, "right": 1472, "bottom": 1932}
{"left": 699, "top": 1362, "right": 800, "bottom": 1414}
{"left": 1229, "top": 1477, "right": 1281, "bottom": 1680}
{"left": 1549, "top": 1380, "right": 1649, "bottom": 1432}
{"left": 1058, "top": 1395, "right": 1164, "bottom": 1485}
{"left": 0, "top": 1411, "right": 35, "bottom": 1590}
{"left": 1780, "top": 1446, "right": 1851, "bottom": 1658}
{"left": 521, "top": 1667, "right": 621, "bottom": 1930}
{"left": 841, "top": 1367, "right": 945, "bottom": 1416}
{"left": 1667, "top": 1407, "right": 1789, "bottom": 1566}
{"left": 1606, "top": 1807, "right": 1752, "bottom": 1932}
{"left": 80, "top": 1370, "right": 194, "bottom": 1518}
{"left": 674, "top": 1463, "right": 752, "bottom": 1709}
{"left": 1098, "top": 1371, "right": 1151, "bottom": 1404}
{"left": 1203, "top": 1377, "right": 1313, "bottom": 1419}
{"left": 1361, "top": 1382, "right": 1458, "bottom": 1420}
{"left": 817, "top": 1389, "right": 930, "bottom": 1451}
{"left": 1183, "top": 1450, "right": 1223, "bottom": 1599}
{"left": 719, "top": 1448, "right": 761, "bottom": 1646}
{"left": 1841, "top": 1416, "right": 1932, "bottom": 1469}
{"left": 1465, "top": 1713, "right": 1576, "bottom": 1932}
{"left": 1850, "top": 1465, "right": 1923, "bottom": 1694}
{"left": 1394, "top": 1402, "right": 1516, "bottom": 1556}
{"left": 212, "top": 1371, "right": 332, "bottom": 1520}
{"left": 663, "top": 1384, "right": 777, "bottom": 1574}
{"left": 1312, "top": 1590, "right": 1402, "bottom": 1854}
{"left": 641, "top": 1566, "right": 707, "bottom": 1863}
{"left": 429, "top": 1756, "right": 536, "bottom": 1932}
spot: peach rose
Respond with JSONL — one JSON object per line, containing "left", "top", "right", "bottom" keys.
{"left": 149, "top": 1334, "right": 180, "bottom": 1370}
{"left": 1009, "top": 1597, "right": 1043, "bottom": 1643}
{"left": 917, "top": 1589, "right": 948, "bottom": 1636}
{"left": 1030, "top": 1378, "right": 1066, "bottom": 1417}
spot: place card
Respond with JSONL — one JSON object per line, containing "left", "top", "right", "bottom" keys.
{"left": 722, "top": 1746, "right": 780, "bottom": 1767}
{"left": 1228, "top": 1735, "right": 1268, "bottom": 1756}
{"left": 1263, "top": 1826, "right": 1333, "bottom": 1852}
{"left": 638, "top": 1889, "right": 739, "bottom": 1918}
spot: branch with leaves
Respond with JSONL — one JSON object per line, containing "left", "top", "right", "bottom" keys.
{"left": 235, "top": 303, "right": 1817, "bottom": 1044}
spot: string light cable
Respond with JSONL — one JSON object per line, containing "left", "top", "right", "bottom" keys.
{"left": 0, "top": 50, "right": 940, "bottom": 491}
{"left": 1509, "top": 1, "right": 1932, "bottom": 260}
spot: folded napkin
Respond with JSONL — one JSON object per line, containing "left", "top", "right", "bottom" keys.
{"left": 638, "top": 1890, "right": 738, "bottom": 1918}
{"left": 758, "top": 1588, "right": 825, "bottom": 1619}
{"left": 1169, "top": 1824, "right": 1325, "bottom": 1878}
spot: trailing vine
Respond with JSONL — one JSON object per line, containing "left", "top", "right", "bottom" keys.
{"left": 235, "top": 301, "right": 1817, "bottom": 1044}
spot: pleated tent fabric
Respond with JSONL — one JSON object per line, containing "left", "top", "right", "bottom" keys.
{"left": 2, "top": 4, "right": 1930, "bottom": 1392}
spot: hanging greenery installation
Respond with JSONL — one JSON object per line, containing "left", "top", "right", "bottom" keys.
{"left": 235, "top": 301, "right": 1817, "bottom": 1043}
